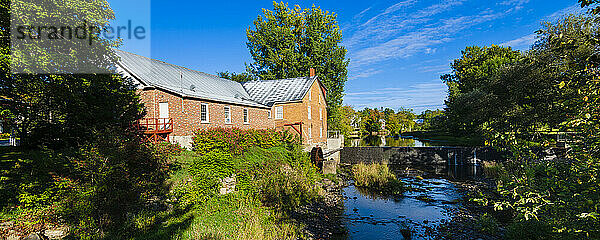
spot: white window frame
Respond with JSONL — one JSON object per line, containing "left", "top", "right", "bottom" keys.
{"left": 267, "top": 110, "right": 272, "bottom": 119}
{"left": 309, "top": 90, "right": 312, "bottom": 101}
{"left": 275, "top": 106, "right": 283, "bottom": 120}
{"left": 308, "top": 126, "right": 312, "bottom": 139}
{"left": 320, "top": 127, "right": 323, "bottom": 138}
{"left": 319, "top": 108, "right": 323, "bottom": 120}
{"left": 318, "top": 94, "right": 321, "bottom": 104}
{"left": 243, "top": 108, "right": 249, "bottom": 124}
{"left": 308, "top": 106, "right": 312, "bottom": 120}
{"left": 224, "top": 106, "right": 231, "bottom": 124}
{"left": 201, "top": 103, "right": 210, "bottom": 123}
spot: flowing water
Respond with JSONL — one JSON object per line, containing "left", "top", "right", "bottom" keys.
{"left": 339, "top": 139, "right": 482, "bottom": 239}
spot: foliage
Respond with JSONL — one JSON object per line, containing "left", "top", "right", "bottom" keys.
{"left": 0, "top": 137, "right": 169, "bottom": 239}
{"left": 217, "top": 71, "right": 257, "bottom": 83}
{"left": 580, "top": 0, "right": 600, "bottom": 15}
{"left": 246, "top": 1, "right": 349, "bottom": 129}
{"left": 351, "top": 163, "right": 405, "bottom": 195}
{"left": 454, "top": 11, "right": 600, "bottom": 238}
{"left": 165, "top": 129, "right": 321, "bottom": 239}
{"left": 442, "top": 45, "right": 522, "bottom": 136}
{"left": 474, "top": 213, "right": 499, "bottom": 235}
{"left": 192, "top": 127, "right": 299, "bottom": 156}
{"left": 1, "top": 0, "right": 140, "bottom": 149}
{"left": 358, "top": 108, "right": 383, "bottom": 135}
{"left": 417, "top": 109, "right": 446, "bottom": 131}
{"left": 505, "top": 220, "right": 553, "bottom": 240}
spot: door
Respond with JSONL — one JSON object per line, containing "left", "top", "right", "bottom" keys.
{"left": 159, "top": 102, "right": 169, "bottom": 129}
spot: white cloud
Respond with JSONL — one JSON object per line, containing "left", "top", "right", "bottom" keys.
{"left": 500, "top": 33, "right": 536, "bottom": 49}
{"left": 343, "top": 0, "right": 522, "bottom": 69}
{"left": 352, "top": 68, "right": 383, "bottom": 79}
{"left": 344, "top": 80, "right": 447, "bottom": 113}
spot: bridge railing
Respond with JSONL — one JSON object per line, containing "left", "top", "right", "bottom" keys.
{"left": 327, "top": 130, "right": 341, "bottom": 139}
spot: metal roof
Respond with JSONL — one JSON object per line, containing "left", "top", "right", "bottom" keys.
{"left": 115, "top": 50, "right": 268, "bottom": 108}
{"left": 242, "top": 77, "right": 318, "bottom": 107}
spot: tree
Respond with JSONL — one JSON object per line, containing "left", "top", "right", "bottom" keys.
{"left": 0, "top": 1, "right": 166, "bottom": 237}
{"left": 246, "top": 2, "right": 349, "bottom": 129}
{"left": 217, "top": 71, "right": 257, "bottom": 82}
{"left": 442, "top": 46, "right": 522, "bottom": 136}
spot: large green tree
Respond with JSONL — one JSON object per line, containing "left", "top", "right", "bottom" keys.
{"left": 246, "top": 2, "right": 349, "bottom": 129}
{"left": 1, "top": 1, "right": 166, "bottom": 237}
{"left": 442, "top": 46, "right": 522, "bottom": 136}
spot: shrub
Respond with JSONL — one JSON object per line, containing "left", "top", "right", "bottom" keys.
{"left": 505, "top": 220, "right": 553, "bottom": 240}
{"left": 192, "top": 128, "right": 299, "bottom": 155}
{"left": 474, "top": 213, "right": 499, "bottom": 235}
{"left": 2, "top": 133, "right": 170, "bottom": 239}
{"left": 152, "top": 141, "right": 184, "bottom": 168}
{"left": 352, "top": 163, "right": 405, "bottom": 195}
{"left": 235, "top": 147, "right": 320, "bottom": 211}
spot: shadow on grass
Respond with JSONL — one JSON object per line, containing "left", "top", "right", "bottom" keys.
{"left": 126, "top": 206, "right": 207, "bottom": 240}
{"left": 0, "top": 147, "right": 26, "bottom": 208}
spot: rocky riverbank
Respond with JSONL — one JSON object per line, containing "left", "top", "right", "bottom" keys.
{"left": 434, "top": 177, "right": 506, "bottom": 240}
{"left": 294, "top": 176, "right": 348, "bottom": 239}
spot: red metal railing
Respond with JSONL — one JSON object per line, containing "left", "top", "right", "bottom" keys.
{"left": 136, "top": 118, "right": 173, "bottom": 143}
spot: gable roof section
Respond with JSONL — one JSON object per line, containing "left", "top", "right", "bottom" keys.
{"left": 242, "top": 76, "right": 324, "bottom": 107}
{"left": 115, "top": 50, "right": 267, "bottom": 108}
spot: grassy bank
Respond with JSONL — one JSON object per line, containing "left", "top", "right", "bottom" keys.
{"left": 128, "top": 128, "right": 326, "bottom": 240}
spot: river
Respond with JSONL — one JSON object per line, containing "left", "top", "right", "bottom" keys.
{"left": 338, "top": 137, "right": 482, "bottom": 239}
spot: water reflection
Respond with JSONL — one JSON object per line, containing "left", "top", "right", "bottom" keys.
{"left": 340, "top": 160, "right": 484, "bottom": 239}
{"left": 350, "top": 136, "right": 434, "bottom": 147}
{"left": 342, "top": 178, "right": 460, "bottom": 240}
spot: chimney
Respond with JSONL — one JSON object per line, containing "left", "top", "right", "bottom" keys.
{"left": 309, "top": 68, "right": 316, "bottom": 77}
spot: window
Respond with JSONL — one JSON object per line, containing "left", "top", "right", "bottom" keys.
{"left": 201, "top": 103, "right": 209, "bottom": 123}
{"left": 275, "top": 106, "right": 283, "bottom": 119}
{"left": 307, "top": 106, "right": 311, "bottom": 120}
{"left": 267, "top": 110, "right": 272, "bottom": 119}
{"left": 318, "top": 94, "right": 321, "bottom": 104}
{"left": 224, "top": 106, "right": 231, "bottom": 124}
{"left": 309, "top": 90, "right": 312, "bottom": 101}
{"left": 243, "top": 108, "right": 249, "bottom": 124}
{"left": 308, "top": 126, "right": 312, "bottom": 139}
{"left": 320, "top": 127, "right": 323, "bottom": 138}
{"left": 319, "top": 108, "right": 323, "bottom": 120}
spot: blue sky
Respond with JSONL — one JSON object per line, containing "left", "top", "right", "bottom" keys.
{"left": 109, "top": 0, "right": 581, "bottom": 113}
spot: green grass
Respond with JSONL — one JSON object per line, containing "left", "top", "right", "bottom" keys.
{"left": 130, "top": 194, "right": 301, "bottom": 240}
{"left": 352, "top": 163, "right": 405, "bottom": 195}
{"left": 130, "top": 147, "right": 319, "bottom": 240}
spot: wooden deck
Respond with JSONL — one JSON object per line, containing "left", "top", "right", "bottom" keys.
{"left": 136, "top": 118, "right": 173, "bottom": 143}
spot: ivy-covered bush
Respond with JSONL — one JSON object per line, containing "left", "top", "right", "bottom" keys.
{"left": 176, "top": 128, "right": 319, "bottom": 211}
{"left": 192, "top": 127, "right": 299, "bottom": 155}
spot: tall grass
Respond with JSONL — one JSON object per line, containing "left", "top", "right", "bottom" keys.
{"left": 352, "top": 163, "right": 405, "bottom": 195}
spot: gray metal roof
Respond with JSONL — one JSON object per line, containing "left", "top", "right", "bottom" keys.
{"left": 242, "top": 77, "right": 318, "bottom": 107}
{"left": 115, "top": 50, "right": 268, "bottom": 108}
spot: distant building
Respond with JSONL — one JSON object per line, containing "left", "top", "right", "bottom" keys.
{"left": 115, "top": 50, "right": 327, "bottom": 148}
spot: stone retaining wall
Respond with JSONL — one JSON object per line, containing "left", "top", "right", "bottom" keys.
{"left": 340, "top": 147, "right": 504, "bottom": 166}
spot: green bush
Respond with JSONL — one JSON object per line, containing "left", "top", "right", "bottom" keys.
{"left": 192, "top": 128, "right": 299, "bottom": 155}
{"left": 2, "top": 134, "right": 170, "bottom": 239}
{"left": 506, "top": 220, "right": 553, "bottom": 240}
{"left": 235, "top": 147, "right": 320, "bottom": 211}
{"left": 474, "top": 213, "right": 499, "bottom": 235}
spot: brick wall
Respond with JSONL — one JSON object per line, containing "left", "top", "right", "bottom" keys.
{"left": 138, "top": 89, "right": 274, "bottom": 137}
{"left": 273, "top": 80, "right": 328, "bottom": 146}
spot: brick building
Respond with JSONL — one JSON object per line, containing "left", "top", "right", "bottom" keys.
{"left": 115, "top": 50, "right": 328, "bottom": 148}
